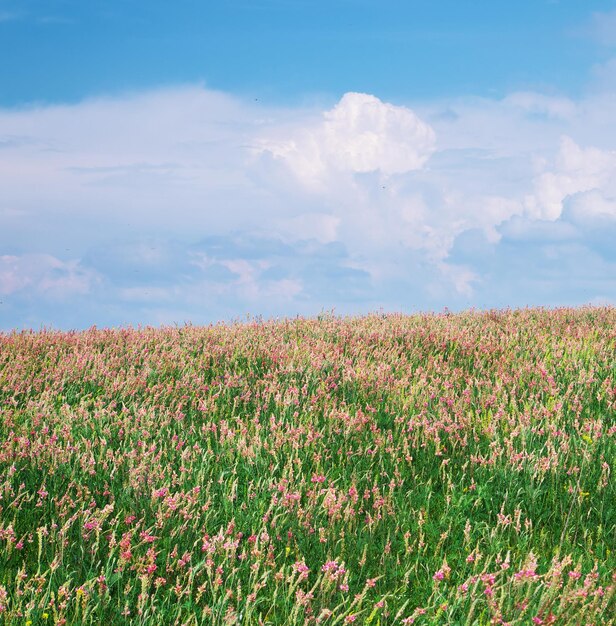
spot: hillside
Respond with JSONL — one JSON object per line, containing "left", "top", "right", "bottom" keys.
{"left": 0, "top": 308, "right": 615, "bottom": 625}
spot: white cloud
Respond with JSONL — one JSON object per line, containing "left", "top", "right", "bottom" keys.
{"left": 0, "top": 254, "right": 98, "bottom": 298}
{"left": 321, "top": 93, "right": 436, "bottom": 175}
{"left": 0, "top": 86, "right": 270, "bottom": 250}
{"left": 435, "top": 262, "right": 479, "bottom": 299}
{"left": 525, "top": 136, "right": 616, "bottom": 220}
{"left": 2, "top": 83, "right": 616, "bottom": 327}
{"left": 504, "top": 92, "right": 577, "bottom": 120}
{"left": 259, "top": 92, "right": 435, "bottom": 189}
{"left": 258, "top": 92, "right": 536, "bottom": 268}
{"left": 275, "top": 213, "right": 341, "bottom": 244}
{"left": 565, "top": 190, "right": 616, "bottom": 223}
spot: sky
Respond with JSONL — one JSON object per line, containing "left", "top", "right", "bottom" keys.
{"left": 1, "top": 0, "right": 616, "bottom": 329}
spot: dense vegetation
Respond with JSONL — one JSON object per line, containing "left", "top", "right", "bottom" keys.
{"left": 0, "top": 307, "right": 614, "bottom": 624}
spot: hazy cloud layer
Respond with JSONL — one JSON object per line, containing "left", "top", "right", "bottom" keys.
{"left": 1, "top": 79, "right": 616, "bottom": 329}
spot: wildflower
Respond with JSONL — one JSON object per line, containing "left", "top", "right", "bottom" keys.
{"left": 514, "top": 568, "right": 537, "bottom": 581}
{"left": 433, "top": 561, "right": 451, "bottom": 583}
{"left": 292, "top": 560, "right": 310, "bottom": 580}
{"left": 139, "top": 531, "right": 157, "bottom": 543}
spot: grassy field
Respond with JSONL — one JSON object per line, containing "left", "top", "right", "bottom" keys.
{"left": 0, "top": 307, "right": 614, "bottom": 625}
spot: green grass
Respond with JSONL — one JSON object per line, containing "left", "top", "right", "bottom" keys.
{"left": 0, "top": 308, "right": 614, "bottom": 624}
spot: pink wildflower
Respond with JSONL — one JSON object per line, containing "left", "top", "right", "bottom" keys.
{"left": 293, "top": 560, "right": 310, "bottom": 580}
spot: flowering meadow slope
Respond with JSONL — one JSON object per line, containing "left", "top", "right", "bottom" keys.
{"left": 0, "top": 308, "right": 615, "bottom": 625}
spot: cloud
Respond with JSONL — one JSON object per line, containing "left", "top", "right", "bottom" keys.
{"left": 503, "top": 92, "right": 577, "bottom": 121}
{"left": 259, "top": 92, "right": 435, "bottom": 189}
{"left": 564, "top": 189, "right": 616, "bottom": 223}
{"left": 524, "top": 136, "right": 616, "bottom": 220}
{"left": 1, "top": 84, "right": 616, "bottom": 328}
{"left": 0, "top": 253, "right": 98, "bottom": 297}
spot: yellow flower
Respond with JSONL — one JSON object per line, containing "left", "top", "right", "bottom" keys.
{"left": 43, "top": 614, "right": 49, "bottom": 620}
{"left": 582, "top": 434, "right": 593, "bottom": 445}
{"left": 25, "top": 621, "right": 33, "bottom": 626}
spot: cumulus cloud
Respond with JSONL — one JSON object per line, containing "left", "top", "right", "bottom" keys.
{"left": 525, "top": 136, "right": 616, "bottom": 220}
{"left": 1, "top": 83, "right": 616, "bottom": 329}
{"left": 259, "top": 92, "right": 435, "bottom": 189}
{"left": 565, "top": 189, "right": 616, "bottom": 223}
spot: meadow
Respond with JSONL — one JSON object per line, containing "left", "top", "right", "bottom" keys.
{"left": 0, "top": 307, "right": 614, "bottom": 625}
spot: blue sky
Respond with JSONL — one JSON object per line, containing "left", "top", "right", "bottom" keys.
{"left": 1, "top": 0, "right": 614, "bottom": 104}
{"left": 1, "top": 0, "right": 616, "bottom": 328}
